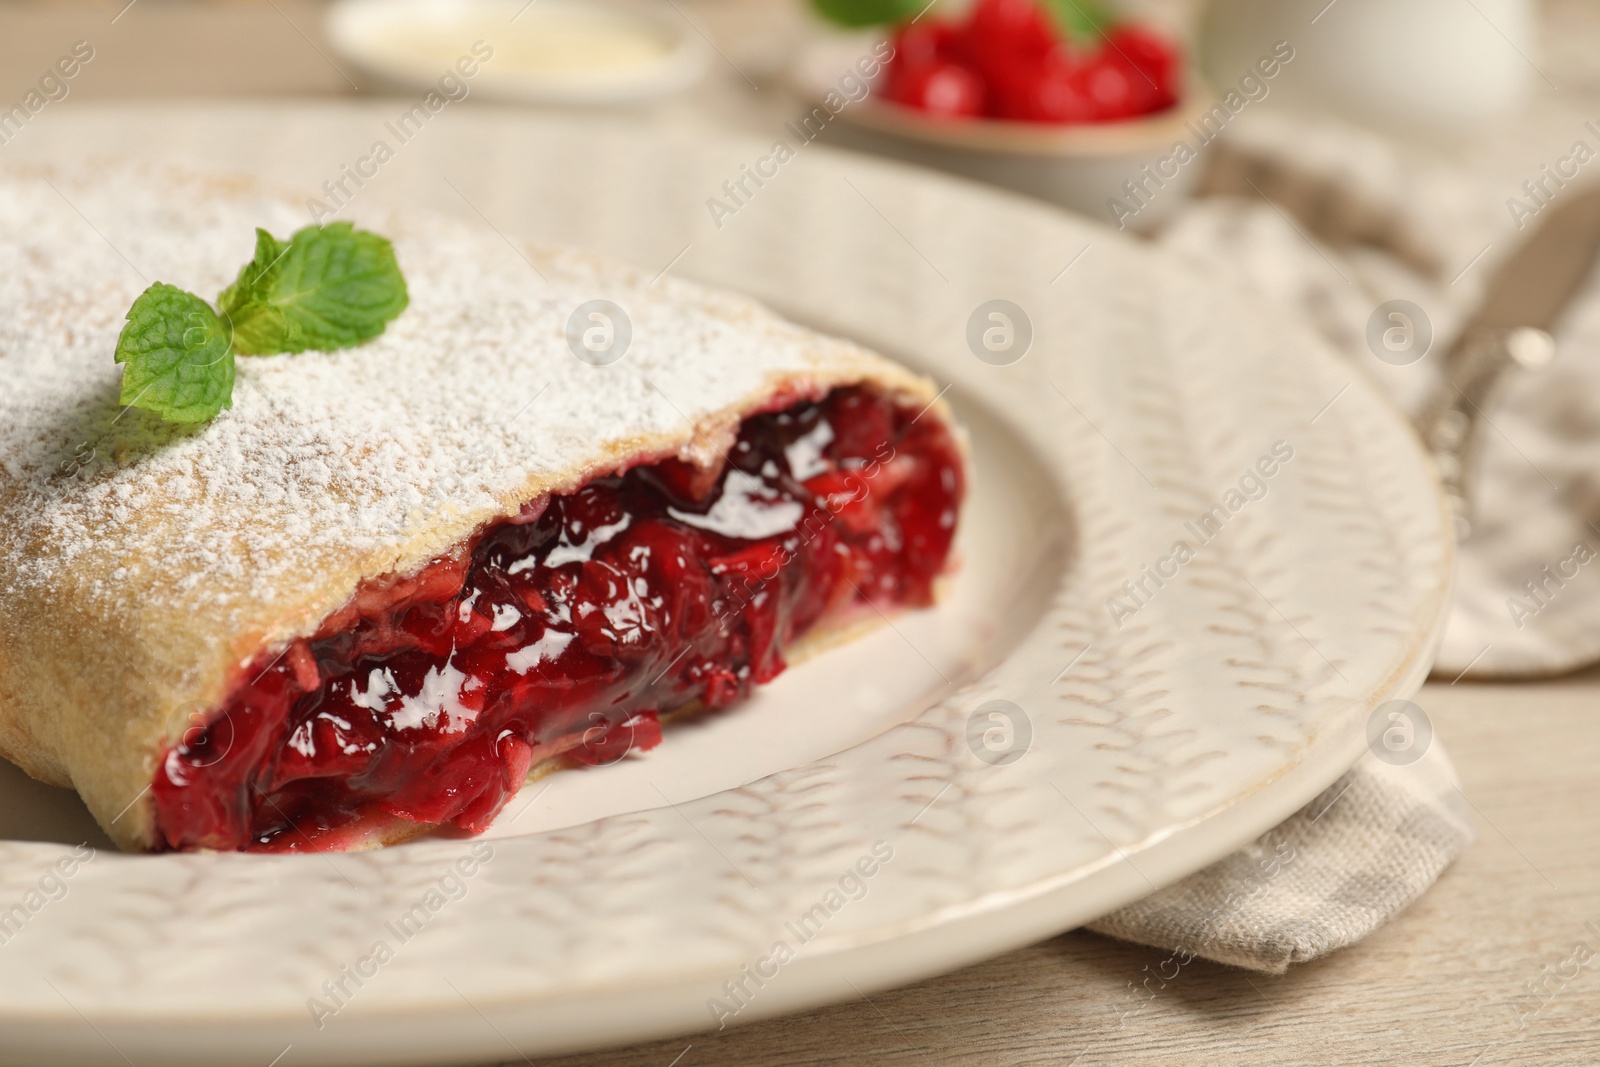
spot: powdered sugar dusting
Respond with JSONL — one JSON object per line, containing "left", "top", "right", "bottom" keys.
{"left": 0, "top": 162, "right": 914, "bottom": 685}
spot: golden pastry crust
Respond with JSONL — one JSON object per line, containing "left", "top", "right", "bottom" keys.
{"left": 0, "top": 162, "right": 954, "bottom": 851}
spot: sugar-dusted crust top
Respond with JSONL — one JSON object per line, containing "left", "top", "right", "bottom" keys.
{"left": 0, "top": 162, "right": 945, "bottom": 850}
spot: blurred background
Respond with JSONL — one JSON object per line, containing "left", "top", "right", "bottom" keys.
{"left": 0, "top": 0, "right": 1581, "bottom": 377}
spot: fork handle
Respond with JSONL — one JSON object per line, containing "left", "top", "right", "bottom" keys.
{"left": 1417, "top": 326, "right": 1555, "bottom": 540}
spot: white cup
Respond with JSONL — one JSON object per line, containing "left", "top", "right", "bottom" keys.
{"left": 1200, "top": 0, "right": 1536, "bottom": 140}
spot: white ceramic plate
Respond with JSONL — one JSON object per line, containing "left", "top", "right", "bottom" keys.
{"left": 0, "top": 104, "right": 1451, "bottom": 1066}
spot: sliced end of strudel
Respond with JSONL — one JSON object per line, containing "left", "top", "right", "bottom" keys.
{"left": 0, "top": 162, "right": 965, "bottom": 853}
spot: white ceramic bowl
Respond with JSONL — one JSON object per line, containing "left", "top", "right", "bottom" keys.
{"left": 325, "top": 0, "right": 710, "bottom": 105}
{"left": 789, "top": 33, "right": 1215, "bottom": 231}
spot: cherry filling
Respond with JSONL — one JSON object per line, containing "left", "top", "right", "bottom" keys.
{"left": 152, "top": 387, "right": 965, "bottom": 852}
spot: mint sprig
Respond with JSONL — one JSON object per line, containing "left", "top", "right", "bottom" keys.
{"left": 115, "top": 284, "right": 235, "bottom": 425}
{"left": 220, "top": 223, "right": 410, "bottom": 355}
{"left": 114, "top": 223, "right": 408, "bottom": 425}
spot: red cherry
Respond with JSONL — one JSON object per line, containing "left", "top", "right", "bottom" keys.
{"left": 891, "top": 21, "right": 965, "bottom": 68}
{"left": 991, "top": 57, "right": 1095, "bottom": 124}
{"left": 1078, "top": 54, "right": 1142, "bottom": 120}
{"left": 822, "top": 386, "right": 896, "bottom": 459}
{"left": 1106, "top": 25, "right": 1177, "bottom": 83}
{"left": 1104, "top": 25, "right": 1180, "bottom": 110}
{"left": 890, "top": 60, "right": 985, "bottom": 118}
{"left": 967, "top": 0, "right": 1060, "bottom": 80}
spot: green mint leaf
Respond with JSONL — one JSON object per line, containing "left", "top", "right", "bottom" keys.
{"left": 1043, "top": 0, "right": 1112, "bottom": 43}
{"left": 114, "top": 283, "right": 236, "bottom": 424}
{"left": 810, "top": 0, "right": 925, "bottom": 28}
{"left": 216, "top": 228, "right": 293, "bottom": 356}
{"left": 219, "top": 222, "right": 409, "bottom": 356}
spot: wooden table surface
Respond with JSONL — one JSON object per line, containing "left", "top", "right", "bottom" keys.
{"left": 3, "top": 3, "right": 1597, "bottom": 1064}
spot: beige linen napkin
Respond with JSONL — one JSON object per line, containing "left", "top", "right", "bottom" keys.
{"left": 1088, "top": 742, "right": 1475, "bottom": 973}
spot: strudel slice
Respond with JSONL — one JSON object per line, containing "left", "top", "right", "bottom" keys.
{"left": 0, "top": 164, "right": 965, "bottom": 853}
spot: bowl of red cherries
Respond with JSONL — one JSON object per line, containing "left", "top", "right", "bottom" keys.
{"left": 790, "top": 0, "right": 1214, "bottom": 230}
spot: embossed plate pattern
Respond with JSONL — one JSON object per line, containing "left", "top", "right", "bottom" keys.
{"left": 0, "top": 105, "right": 1451, "bottom": 1066}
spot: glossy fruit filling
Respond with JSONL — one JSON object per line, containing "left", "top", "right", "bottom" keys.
{"left": 152, "top": 387, "right": 964, "bottom": 852}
